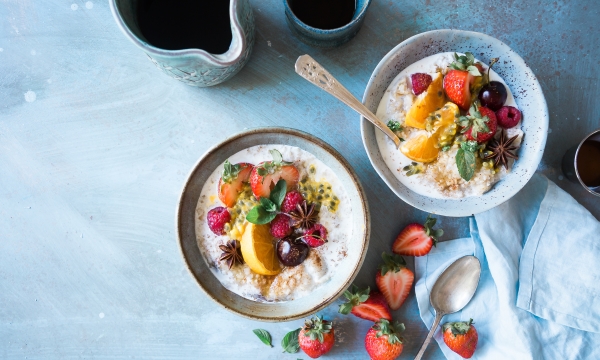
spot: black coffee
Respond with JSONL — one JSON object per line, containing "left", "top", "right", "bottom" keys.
{"left": 136, "top": 0, "right": 232, "bottom": 54}
{"left": 577, "top": 140, "right": 600, "bottom": 188}
{"left": 289, "top": 0, "right": 356, "bottom": 30}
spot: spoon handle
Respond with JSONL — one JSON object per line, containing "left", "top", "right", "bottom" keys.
{"left": 414, "top": 312, "right": 444, "bottom": 360}
{"left": 294, "top": 55, "right": 401, "bottom": 148}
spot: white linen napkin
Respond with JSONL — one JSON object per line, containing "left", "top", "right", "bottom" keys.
{"left": 415, "top": 174, "right": 600, "bottom": 359}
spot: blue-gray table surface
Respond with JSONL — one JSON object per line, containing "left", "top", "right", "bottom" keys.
{"left": 1, "top": 0, "right": 598, "bottom": 358}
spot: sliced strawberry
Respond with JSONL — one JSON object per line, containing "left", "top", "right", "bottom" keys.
{"left": 392, "top": 215, "right": 444, "bottom": 257}
{"left": 375, "top": 253, "right": 414, "bottom": 310}
{"left": 217, "top": 162, "right": 253, "bottom": 208}
{"left": 464, "top": 106, "right": 497, "bottom": 143}
{"left": 249, "top": 163, "right": 299, "bottom": 199}
{"left": 338, "top": 285, "right": 392, "bottom": 322}
{"left": 443, "top": 69, "right": 474, "bottom": 110}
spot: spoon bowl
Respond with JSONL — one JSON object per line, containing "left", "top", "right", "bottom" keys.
{"left": 414, "top": 255, "right": 481, "bottom": 360}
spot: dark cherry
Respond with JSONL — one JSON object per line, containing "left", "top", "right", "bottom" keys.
{"left": 276, "top": 237, "right": 309, "bottom": 267}
{"left": 478, "top": 81, "right": 507, "bottom": 111}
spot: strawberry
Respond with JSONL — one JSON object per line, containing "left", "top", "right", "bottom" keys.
{"left": 364, "top": 319, "right": 405, "bottom": 360}
{"left": 392, "top": 215, "right": 444, "bottom": 257}
{"left": 375, "top": 253, "right": 414, "bottom": 310}
{"left": 249, "top": 149, "right": 299, "bottom": 199}
{"left": 338, "top": 285, "right": 392, "bottom": 322}
{"left": 298, "top": 315, "right": 335, "bottom": 359}
{"left": 459, "top": 104, "right": 498, "bottom": 143}
{"left": 443, "top": 318, "right": 478, "bottom": 359}
{"left": 410, "top": 73, "right": 433, "bottom": 95}
{"left": 443, "top": 70, "right": 474, "bottom": 110}
{"left": 217, "top": 161, "right": 253, "bottom": 208}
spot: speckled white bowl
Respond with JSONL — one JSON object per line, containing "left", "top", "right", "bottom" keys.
{"left": 361, "top": 30, "right": 548, "bottom": 216}
{"left": 177, "top": 127, "right": 370, "bottom": 321}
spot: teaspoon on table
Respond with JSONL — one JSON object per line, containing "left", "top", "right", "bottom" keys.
{"left": 414, "top": 255, "right": 481, "bottom": 360}
{"left": 294, "top": 54, "right": 401, "bottom": 148}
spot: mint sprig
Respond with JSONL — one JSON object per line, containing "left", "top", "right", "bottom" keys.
{"left": 456, "top": 141, "right": 478, "bottom": 181}
{"left": 246, "top": 179, "right": 287, "bottom": 224}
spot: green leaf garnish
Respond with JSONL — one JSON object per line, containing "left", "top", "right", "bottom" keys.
{"left": 269, "top": 179, "right": 287, "bottom": 209}
{"left": 246, "top": 205, "right": 277, "bottom": 224}
{"left": 282, "top": 328, "right": 301, "bottom": 353}
{"left": 245, "top": 179, "right": 287, "bottom": 225}
{"left": 252, "top": 329, "right": 273, "bottom": 347}
{"left": 387, "top": 120, "right": 403, "bottom": 133}
{"left": 456, "top": 141, "right": 478, "bottom": 181}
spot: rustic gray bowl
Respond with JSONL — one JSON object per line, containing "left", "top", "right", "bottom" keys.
{"left": 361, "top": 29, "right": 548, "bottom": 216}
{"left": 177, "top": 127, "right": 370, "bottom": 321}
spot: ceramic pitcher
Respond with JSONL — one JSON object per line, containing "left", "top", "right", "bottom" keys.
{"left": 110, "top": 0, "right": 255, "bottom": 87}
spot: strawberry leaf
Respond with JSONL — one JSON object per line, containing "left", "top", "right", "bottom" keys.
{"left": 281, "top": 328, "right": 301, "bottom": 353}
{"left": 269, "top": 149, "right": 283, "bottom": 164}
{"left": 222, "top": 160, "right": 242, "bottom": 184}
{"left": 252, "top": 329, "right": 273, "bottom": 347}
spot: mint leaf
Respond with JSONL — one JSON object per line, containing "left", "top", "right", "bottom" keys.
{"left": 456, "top": 147, "right": 476, "bottom": 181}
{"left": 282, "top": 328, "right": 301, "bottom": 353}
{"left": 269, "top": 179, "right": 287, "bottom": 209}
{"left": 246, "top": 205, "right": 277, "bottom": 224}
{"left": 260, "top": 197, "right": 276, "bottom": 213}
{"left": 252, "top": 329, "right": 273, "bottom": 347}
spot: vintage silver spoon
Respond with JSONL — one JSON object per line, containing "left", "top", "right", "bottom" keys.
{"left": 294, "top": 54, "right": 401, "bottom": 148}
{"left": 414, "top": 255, "right": 481, "bottom": 360}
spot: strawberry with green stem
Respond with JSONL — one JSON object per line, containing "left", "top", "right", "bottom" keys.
{"left": 443, "top": 52, "right": 483, "bottom": 110}
{"left": 298, "top": 315, "right": 335, "bottom": 359}
{"left": 458, "top": 103, "right": 498, "bottom": 143}
{"left": 375, "top": 253, "right": 414, "bottom": 310}
{"left": 392, "top": 215, "right": 444, "bottom": 256}
{"left": 218, "top": 160, "right": 253, "bottom": 207}
{"left": 249, "top": 149, "right": 299, "bottom": 199}
{"left": 338, "top": 285, "right": 392, "bottom": 322}
{"left": 364, "top": 319, "right": 406, "bottom": 360}
{"left": 443, "top": 318, "right": 479, "bottom": 359}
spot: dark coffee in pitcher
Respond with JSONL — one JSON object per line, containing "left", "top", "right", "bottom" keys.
{"left": 136, "top": 0, "right": 233, "bottom": 54}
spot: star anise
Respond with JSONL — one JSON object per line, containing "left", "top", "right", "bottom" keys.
{"left": 289, "top": 200, "right": 318, "bottom": 230}
{"left": 218, "top": 240, "right": 243, "bottom": 270}
{"left": 483, "top": 130, "right": 519, "bottom": 169}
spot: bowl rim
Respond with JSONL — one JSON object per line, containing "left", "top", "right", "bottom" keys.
{"left": 176, "top": 126, "right": 371, "bottom": 321}
{"left": 360, "top": 29, "right": 549, "bottom": 216}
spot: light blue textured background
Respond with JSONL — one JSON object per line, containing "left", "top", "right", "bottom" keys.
{"left": 1, "top": 0, "right": 598, "bottom": 358}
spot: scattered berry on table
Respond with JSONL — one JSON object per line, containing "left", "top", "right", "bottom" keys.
{"left": 338, "top": 285, "right": 392, "bottom": 322}
{"left": 442, "top": 318, "right": 479, "bottom": 359}
{"left": 392, "top": 215, "right": 444, "bottom": 256}
{"left": 364, "top": 319, "right": 405, "bottom": 360}
{"left": 298, "top": 315, "right": 335, "bottom": 359}
{"left": 375, "top": 253, "right": 414, "bottom": 310}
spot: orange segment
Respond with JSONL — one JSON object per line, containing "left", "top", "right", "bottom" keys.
{"left": 241, "top": 223, "right": 281, "bottom": 275}
{"left": 400, "top": 134, "right": 440, "bottom": 163}
{"left": 404, "top": 73, "right": 445, "bottom": 129}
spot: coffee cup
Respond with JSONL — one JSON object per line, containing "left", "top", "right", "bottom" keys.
{"left": 561, "top": 129, "right": 600, "bottom": 196}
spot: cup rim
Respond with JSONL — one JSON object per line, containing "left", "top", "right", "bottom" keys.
{"left": 283, "top": 0, "right": 372, "bottom": 33}
{"left": 574, "top": 128, "right": 600, "bottom": 197}
{"left": 109, "top": 0, "right": 247, "bottom": 66}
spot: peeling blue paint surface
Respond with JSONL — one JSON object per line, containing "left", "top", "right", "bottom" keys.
{"left": 0, "top": 0, "right": 598, "bottom": 358}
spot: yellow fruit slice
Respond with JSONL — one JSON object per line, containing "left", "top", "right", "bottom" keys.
{"left": 404, "top": 73, "right": 445, "bottom": 130}
{"left": 241, "top": 223, "right": 281, "bottom": 276}
{"left": 401, "top": 134, "right": 440, "bottom": 163}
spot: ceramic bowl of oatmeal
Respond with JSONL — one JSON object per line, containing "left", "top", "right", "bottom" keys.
{"left": 361, "top": 29, "right": 548, "bottom": 216}
{"left": 177, "top": 127, "right": 369, "bottom": 321}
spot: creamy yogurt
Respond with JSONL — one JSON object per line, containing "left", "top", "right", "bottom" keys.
{"left": 375, "top": 52, "right": 523, "bottom": 198}
{"left": 194, "top": 145, "right": 352, "bottom": 302}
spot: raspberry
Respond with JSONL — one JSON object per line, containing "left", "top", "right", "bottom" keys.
{"left": 281, "top": 191, "right": 304, "bottom": 213}
{"left": 207, "top": 207, "right": 230, "bottom": 235}
{"left": 410, "top": 73, "right": 433, "bottom": 95}
{"left": 302, "top": 224, "right": 328, "bottom": 248}
{"left": 495, "top": 106, "right": 521, "bottom": 129}
{"left": 270, "top": 214, "right": 292, "bottom": 239}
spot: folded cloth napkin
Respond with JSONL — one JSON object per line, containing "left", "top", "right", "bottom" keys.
{"left": 415, "top": 174, "right": 600, "bottom": 359}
